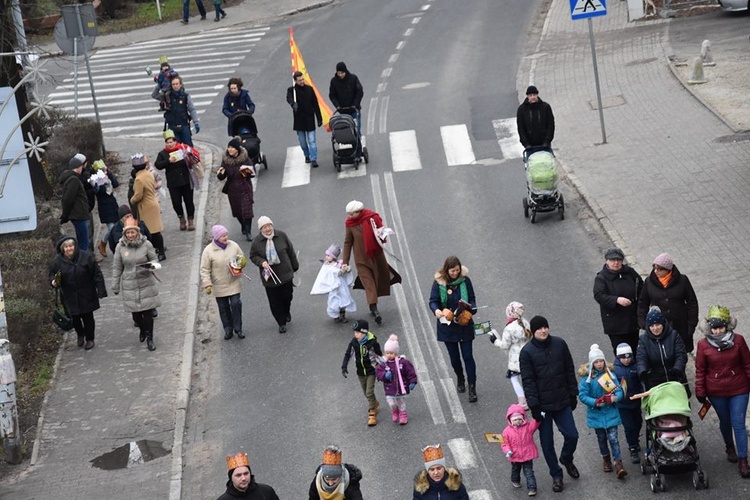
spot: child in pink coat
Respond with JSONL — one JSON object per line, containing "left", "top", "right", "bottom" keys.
{"left": 501, "top": 403, "right": 539, "bottom": 496}
{"left": 375, "top": 334, "right": 418, "bottom": 425}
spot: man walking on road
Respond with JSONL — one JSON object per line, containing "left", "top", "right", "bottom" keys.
{"left": 287, "top": 71, "right": 323, "bottom": 168}
{"left": 164, "top": 76, "right": 200, "bottom": 147}
{"left": 181, "top": 0, "right": 206, "bottom": 24}
{"left": 519, "top": 315, "right": 580, "bottom": 493}
{"left": 59, "top": 153, "right": 92, "bottom": 253}
{"left": 217, "top": 452, "right": 280, "bottom": 500}
{"left": 329, "top": 62, "right": 364, "bottom": 157}
{"left": 516, "top": 85, "right": 555, "bottom": 152}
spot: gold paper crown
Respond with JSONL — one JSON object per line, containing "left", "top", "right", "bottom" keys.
{"left": 158, "top": 55, "right": 169, "bottom": 65}
{"left": 322, "top": 449, "right": 342, "bottom": 466}
{"left": 226, "top": 452, "right": 250, "bottom": 471}
{"left": 422, "top": 444, "right": 444, "bottom": 463}
{"left": 123, "top": 216, "right": 140, "bottom": 231}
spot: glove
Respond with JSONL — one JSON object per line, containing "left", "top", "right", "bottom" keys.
{"left": 384, "top": 371, "right": 392, "bottom": 381}
{"left": 194, "top": 123, "right": 200, "bottom": 133}
{"left": 341, "top": 366, "right": 348, "bottom": 378}
{"left": 569, "top": 396, "right": 578, "bottom": 411}
{"left": 292, "top": 102, "right": 298, "bottom": 112}
{"left": 530, "top": 407, "right": 543, "bottom": 422}
{"left": 505, "top": 451, "right": 513, "bottom": 458}
{"left": 488, "top": 330, "right": 498, "bottom": 344}
{"left": 59, "top": 215, "right": 68, "bottom": 224}
{"left": 696, "top": 395, "right": 707, "bottom": 404}
{"left": 205, "top": 286, "right": 212, "bottom": 295}
{"left": 317, "top": 119, "right": 323, "bottom": 127}
{"left": 408, "top": 382, "right": 416, "bottom": 391}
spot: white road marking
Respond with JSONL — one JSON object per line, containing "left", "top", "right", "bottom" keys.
{"left": 402, "top": 82, "right": 430, "bottom": 90}
{"left": 388, "top": 54, "right": 399, "bottom": 63}
{"left": 418, "top": 379, "right": 447, "bottom": 426}
{"left": 281, "top": 147, "right": 309, "bottom": 188}
{"left": 61, "top": 64, "right": 239, "bottom": 83}
{"left": 421, "top": 4, "right": 431, "bottom": 10}
{"left": 390, "top": 130, "right": 421, "bottom": 171}
{"left": 468, "top": 491, "right": 492, "bottom": 500}
{"left": 337, "top": 165, "right": 366, "bottom": 179}
{"left": 412, "top": 16, "right": 421, "bottom": 24}
{"left": 441, "top": 124, "right": 476, "bottom": 165}
{"left": 367, "top": 97, "right": 378, "bottom": 136}
{"left": 404, "top": 28, "right": 414, "bottom": 36}
{"left": 447, "top": 438, "right": 478, "bottom": 469}
{"left": 492, "top": 118, "right": 525, "bottom": 160}
{"left": 440, "top": 378, "right": 467, "bottom": 424}
{"left": 396, "top": 41, "right": 406, "bottom": 50}
{"left": 376, "top": 82, "right": 387, "bottom": 94}
{"left": 379, "top": 95, "right": 389, "bottom": 134}
{"left": 381, "top": 67, "right": 392, "bottom": 78}
{"left": 84, "top": 54, "right": 248, "bottom": 71}
{"left": 94, "top": 38, "right": 263, "bottom": 58}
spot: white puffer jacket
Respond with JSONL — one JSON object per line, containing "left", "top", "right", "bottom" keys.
{"left": 491, "top": 317, "right": 531, "bottom": 372}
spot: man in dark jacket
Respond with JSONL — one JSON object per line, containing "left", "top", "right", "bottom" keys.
{"left": 516, "top": 85, "right": 555, "bottom": 151}
{"left": 329, "top": 62, "right": 364, "bottom": 156}
{"left": 287, "top": 71, "right": 323, "bottom": 168}
{"left": 593, "top": 247, "right": 644, "bottom": 355}
{"left": 164, "top": 76, "right": 199, "bottom": 146}
{"left": 59, "top": 154, "right": 92, "bottom": 253}
{"left": 519, "top": 316, "right": 579, "bottom": 492}
{"left": 217, "top": 452, "right": 279, "bottom": 500}
{"left": 308, "top": 445, "right": 364, "bottom": 500}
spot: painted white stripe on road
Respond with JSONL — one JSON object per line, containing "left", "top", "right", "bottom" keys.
{"left": 376, "top": 82, "right": 387, "bottom": 94}
{"left": 366, "top": 97, "right": 378, "bottom": 136}
{"left": 404, "top": 28, "right": 414, "bottom": 36}
{"left": 468, "top": 491, "right": 492, "bottom": 500}
{"left": 82, "top": 55, "right": 247, "bottom": 73}
{"left": 421, "top": 4, "right": 431, "bottom": 10}
{"left": 93, "top": 38, "right": 262, "bottom": 59}
{"left": 396, "top": 41, "right": 406, "bottom": 50}
{"left": 379, "top": 95, "right": 389, "bottom": 134}
{"left": 337, "top": 165, "right": 366, "bottom": 179}
{"left": 447, "top": 438, "right": 478, "bottom": 469}
{"left": 389, "top": 130, "right": 421, "bottom": 171}
{"left": 388, "top": 53, "right": 399, "bottom": 64}
{"left": 419, "top": 379, "right": 446, "bottom": 426}
{"left": 440, "top": 378, "right": 467, "bottom": 424}
{"left": 440, "top": 124, "right": 476, "bottom": 165}
{"left": 381, "top": 67, "right": 392, "bottom": 78}
{"left": 61, "top": 64, "right": 239, "bottom": 83}
{"left": 411, "top": 16, "right": 421, "bottom": 24}
{"left": 493, "top": 118, "right": 525, "bottom": 160}
{"left": 281, "top": 146, "right": 309, "bottom": 188}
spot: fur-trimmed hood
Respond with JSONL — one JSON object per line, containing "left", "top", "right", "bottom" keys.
{"left": 577, "top": 361, "right": 614, "bottom": 377}
{"left": 434, "top": 266, "right": 469, "bottom": 285}
{"left": 414, "top": 467, "right": 463, "bottom": 494}
{"left": 697, "top": 316, "right": 738, "bottom": 336}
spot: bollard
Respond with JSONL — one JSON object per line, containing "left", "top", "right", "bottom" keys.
{"left": 687, "top": 57, "right": 707, "bottom": 85}
{"left": 0, "top": 339, "right": 21, "bottom": 464}
{"left": 700, "top": 40, "right": 715, "bottom": 67}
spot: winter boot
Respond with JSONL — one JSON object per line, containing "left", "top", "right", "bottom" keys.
{"left": 367, "top": 408, "right": 377, "bottom": 426}
{"left": 188, "top": 218, "right": 196, "bottom": 231}
{"left": 335, "top": 308, "right": 348, "bottom": 323}
{"left": 77, "top": 335, "right": 85, "bottom": 347}
{"left": 146, "top": 334, "right": 156, "bottom": 351}
{"left": 629, "top": 447, "right": 640, "bottom": 464}
{"left": 178, "top": 216, "right": 187, "bottom": 231}
{"left": 602, "top": 455, "right": 613, "bottom": 473}
{"left": 391, "top": 408, "right": 399, "bottom": 422}
{"left": 468, "top": 383, "right": 478, "bottom": 402}
{"left": 456, "top": 373, "right": 466, "bottom": 393}
{"left": 518, "top": 396, "right": 528, "bottom": 409}
{"left": 139, "top": 329, "right": 146, "bottom": 343}
{"left": 369, "top": 304, "right": 382, "bottom": 325}
{"left": 399, "top": 409, "right": 408, "bottom": 425}
{"left": 615, "top": 459, "right": 627, "bottom": 479}
{"left": 243, "top": 221, "right": 253, "bottom": 241}
{"left": 98, "top": 241, "right": 107, "bottom": 257}
{"left": 727, "top": 444, "right": 739, "bottom": 463}
{"left": 739, "top": 457, "right": 750, "bottom": 478}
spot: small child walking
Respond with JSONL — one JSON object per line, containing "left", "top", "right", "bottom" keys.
{"left": 489, "top": 301, "right": 532, "bottom": 408}
{"left": 578, "top": 344, "right": 628, "bottom": 479}
{"left": 612, "top": 342, "right": 644, "bottom": 464}
{"left": 501, "top": 403, "right": 539, "bottom": 496}
{"left": 310, "top": 244, "right": 356, "bottom": 323}
{"left": 341, "top": 320, "right": 383, "bottom": 426}
{"left": 212, "top": 0, "right": 226, "bottom": 21}
{"left": 375, "top": 334, "right": 418, "bottom": 425}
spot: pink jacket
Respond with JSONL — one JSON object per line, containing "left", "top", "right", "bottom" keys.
{"left": 501, "top": 403, "right": 540, "bottom": 463}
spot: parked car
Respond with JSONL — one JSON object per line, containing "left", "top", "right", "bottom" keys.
{"left": 718, "top": 0, "right": 749, "bottom": 12}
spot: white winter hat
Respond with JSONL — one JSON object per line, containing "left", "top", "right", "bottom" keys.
{"left": 588, "top": 344, "right": 606, "bottom": 365}
{"left": 257, "top": 216, "right": 273, "bottom": 230}
{"left": 345, "top": 200, "right": 364, "bottom": 213}
{"left": 616, "top": 343, "right": 633, "bottom": 357}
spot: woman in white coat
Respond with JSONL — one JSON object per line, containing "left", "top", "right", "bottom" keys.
{"left": 489, "top": 301, "right": 532, "bottom": 408}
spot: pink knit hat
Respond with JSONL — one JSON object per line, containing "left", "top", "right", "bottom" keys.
{"left": 653, "top": 253, "right": 673, "bottom": 270}
{"left": 383, "top": 334, "right": 400, "bottom": 354}
{"left": 212, "top": 225, "right": 228, "bottom": 241}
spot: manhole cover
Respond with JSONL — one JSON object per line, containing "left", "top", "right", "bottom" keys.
{"left": 715, "top": 131, "right": 750, "bottom": 144}
{"left": 90, "top": 440, "right": 170, "bottom": 470}
{"left": 588, "top": 95, "right": 626, "bottom": 110}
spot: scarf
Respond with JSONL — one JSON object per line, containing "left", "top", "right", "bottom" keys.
{"left": 214, "top": 239, "right": 227, "bottom": 250}
{"left": 394, "top": 357, "right": 406, "bottom": 395}
{"left": 438, "top": 276, "right": 468, "bottom": 307}
{"left": 262, "top": 229, "right": 280, "bottom": 265}
{"left": 315, "top": 466, "right": 350, "bottom": 499}
{"left": 345, "top": 209, "right": 383, "bottom": 259}
{"left": 706, "top": 330, "right": 735, "bottom": 351}
{"left": 658, "top": 270, "right": 672, "bottom": 288}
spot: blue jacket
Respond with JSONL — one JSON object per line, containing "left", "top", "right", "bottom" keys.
{"left": 613, "top": 357, "right": 643, "bottom": 410}
{"left": 578, "top": 364, "right": 623, "bottom": 429}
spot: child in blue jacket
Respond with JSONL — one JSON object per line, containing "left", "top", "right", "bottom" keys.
{"left": 578, "top": 344, "right": 627, "bottom": 479}
{"left": 612, "top": 342, "right": 644, "bottom": 464}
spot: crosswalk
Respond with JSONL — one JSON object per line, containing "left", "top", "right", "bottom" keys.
{"left": 280, "top": 117, "right": 525, "bottom": 187}
{"left": 47, "top": 26, "right": 271, "bottom": 136}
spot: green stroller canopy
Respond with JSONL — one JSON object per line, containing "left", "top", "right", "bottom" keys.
{"left": 643, "top": 381, "right": 691, "bottom": 420}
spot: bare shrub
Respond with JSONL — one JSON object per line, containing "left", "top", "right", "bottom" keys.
{"left": 46, "top": 117, "right": 104, "bottom": 182}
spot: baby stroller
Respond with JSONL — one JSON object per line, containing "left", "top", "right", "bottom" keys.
{"left": 329, "top": 107, "right": 369, "bottom": 172}
{"left": 640, "top": 382, "right": 708, "bottom": 492}
{"left": 228, "top": 111, "right": 268, "bottom": 171}
{"left": 522, "top": 149, "right": 564, "bottom": 223}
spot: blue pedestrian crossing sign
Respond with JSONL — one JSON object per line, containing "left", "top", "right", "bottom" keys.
{"left": 570, "top": 0, "right": 607, "bottom": 20}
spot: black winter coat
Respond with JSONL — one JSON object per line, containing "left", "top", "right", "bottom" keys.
{"left": 342, "top": 333, "right": 382, "bottom": 376}
{"left": 49, "top": 236, "right": 107, "bottom": 315}
{"left": 95, "top": 170, "right": 120, "bottom": 224}
{"left": 59, "top": 170, "right": 90, "bottom": 222}
{"left": 516, "top": 98, "right": 555, "bottom": 148}
{"left": 154, "top": 148, "right": 191, "bottom": 188}
{"left": 519, "top": 335, "right": 578, "bottom": 412}
{"left": 593, "top": 263, "right": 643, "bottom": 336}
{"left": 637, "top": 265, "right": 699, "bottom": 351}
{"left": 329, "top": 73, "right": 364, "bottom": 110}
{"left": 308, "top": 464, "right": 364, "bottom": 500}
{"left": 287, "top": 84, "right": 322, "bottom": 131}
{"left": 636, "top": 323, "right": 687, "bottom": 391}
{"left": 216, "top": 476, "right": 280, "bottom": 500}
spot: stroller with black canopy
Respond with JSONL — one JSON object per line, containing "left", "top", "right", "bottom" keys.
{"left": 228, "top": 111, "right": 267, "bottom": 171}
{"left": 522, "top": 148, "right": 564, "bottom": 223}
{"left": 329, "top": 107, "right": 369, "bottom": 172}
{"left": 640, "top": 381, "right": 708, "bottom": 492}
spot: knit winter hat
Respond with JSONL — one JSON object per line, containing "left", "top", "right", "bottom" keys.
{"left": 345, "top": 200, "right": 364, "bottom": 213}
{"left": 505, "top": 301, "right": 524, "bottom": 320}
{"left": 646, "top": 308, "right": 666, "bottom": 327}
{"left": 616, "top": 343, "right": 633, "bottom": 357}
{"left": 336, "top": 62, "right": 348, "bottom": 73}
{"left": 605, "top": 247, "right": 625, "bottom": 260}
{"left": 228, "top": 137, "right": 242, "bottom": 150}
{"left": 383, "top": 334, "right": 400, "bottom": 354}
{"left": 68, "top": 153, "right": 86, "bottom": 169}
{"left": 257, "top": 216, "right": 273, "bottom": 230}
{"left": 525, "top": 85, "right": 539, "bottom": 95}
{"left": 131, "top": 153, "right": 147, "bottom": 167}
{"left": 212, "top": 225, "right": 228, "bottom": 241}
{"left": 325, "top": 244, "right": 341, "bottom": 259}
{"left": 510, "top": 412, "right": 525, "bottom": 420}
{"left": 529, "top": 315, "right": 549, "bottom": 333}
{"left": 352, "top": 319, "right": 369, "bottom": 333}
{"left": 588, "top": 343, "right": 606, "bottom": 365}
{"left": 117, "top": 204, "right": 132, "bottom": 219}
{"left": 653, "top": 253, "right": 673, "bottom": 270}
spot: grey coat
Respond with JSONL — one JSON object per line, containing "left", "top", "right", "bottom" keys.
{"left": 112, "top": 233, "right": 161, "bottom": 312}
